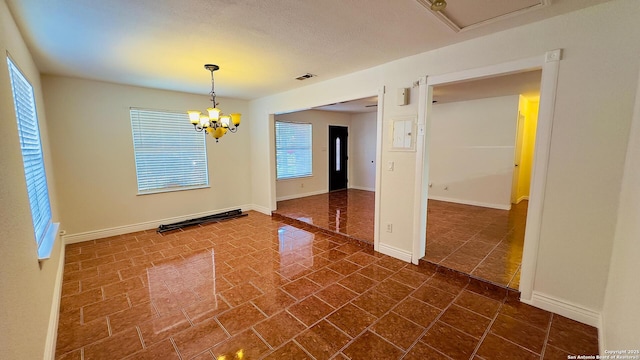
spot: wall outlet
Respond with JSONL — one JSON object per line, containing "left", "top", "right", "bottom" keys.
{"left": 386, "top": 223, "right": 393, "bottom": 233}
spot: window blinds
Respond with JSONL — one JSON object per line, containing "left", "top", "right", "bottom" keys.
{"left": 7, "top": 57, "right": 52, "bottom": 247}
{"left": 130, "top": 109, "right": 209, "bottom": 194}
{"left": 275, "top": 121, "right": 312, "bottom": 180}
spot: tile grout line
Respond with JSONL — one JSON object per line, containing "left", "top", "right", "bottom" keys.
{"left": 539, "top": 313, "right": 554, "bottom": 359}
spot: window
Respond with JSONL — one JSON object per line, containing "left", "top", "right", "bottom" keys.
{"left": 7, "top": 56, "right": 56, "bottom": 259}
{"left": 275, "top": 121, "right": 312, "bottom": 180}
{"left": 130, "top": 108, "right": 209, "bottom": 194}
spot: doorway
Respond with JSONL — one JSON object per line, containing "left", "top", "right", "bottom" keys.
{"left": 329, "top": 125, "right": 348, "bottom": 191}
{"left": 414, "top": 50, "right": 562, "bottom": 301}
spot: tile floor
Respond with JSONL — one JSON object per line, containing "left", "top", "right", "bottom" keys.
{"left": 425, "top": 200, "right": 528, "bottom": 289}
{"left": 275, "top": 190, "right": 527, "bottom": 289}
{"left": 56, "top": 211, "right": 598, "bottom": 359}
{"left": 274, "top": 189, "right": 375, "bottom": 244}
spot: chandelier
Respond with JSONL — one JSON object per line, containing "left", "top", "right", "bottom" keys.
{"left": 188, "top": 64, "right": 240, "bottom": 142}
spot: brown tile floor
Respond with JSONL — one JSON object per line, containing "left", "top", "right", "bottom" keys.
{"left": 275, "top": 190, "right": 527, "bottom": 289}
{"left": 56, "top": 212, "right": 598, "bottom": 359}
{"left": 425, "top": 200, "right": 528, "bottom": 290}
{"left": 274, "top": 190, "right": 375, "bottom": 244}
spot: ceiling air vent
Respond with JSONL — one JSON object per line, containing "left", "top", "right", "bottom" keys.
{"left": 295, "top": 73, "right": 316, "bottom": 81}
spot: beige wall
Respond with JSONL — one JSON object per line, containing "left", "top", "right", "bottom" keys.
{"left": 428, "top": 95, "right": 519, "bottom": 209}
{"left": 42, "top": 76, "right": 252, "bottom": 236}
{"left": 0, "top": 0, "right": 64, "bottom": 358}
{"left": 349, "top": 112, "right": 377, "bottom": 191}
{"left": 250, "top": 0, "right": 640, "bottom": 315}
{"left": 601, "top": 70, "right": 640, "bottom": 350}
{"left": 274, "top": 110, "right": 351, "bottom": 200}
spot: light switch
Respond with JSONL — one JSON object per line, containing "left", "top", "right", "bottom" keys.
{"left": 387, "top": 161, "right": 394, "bottom": 171}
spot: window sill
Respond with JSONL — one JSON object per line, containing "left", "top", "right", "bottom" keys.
{"left": 38, "top": 222, "right": 59, "bottom": 261}
{"left": 277, "top": 175, "right": 313, "bottom": 181}
{"left": 136, "top": 184, "right": 211, "bottom": 196}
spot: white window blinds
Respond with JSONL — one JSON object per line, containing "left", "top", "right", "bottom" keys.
{"left": 275, "top": 121, "right": 312, "bottom": 180}
{"left": 7, "top": 57, "right": 52, "bottom": 250}
{"left": 130, "top": 109, "right": 209, "bottom": 194}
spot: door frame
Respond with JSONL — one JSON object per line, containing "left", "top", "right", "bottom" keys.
{"left": 328, "top": 124, "right": 349, "bottom": 191}
{"left": 413, "top": 50, "right": 563, "bottom": 302}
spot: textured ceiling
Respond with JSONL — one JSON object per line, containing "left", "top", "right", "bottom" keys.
{"left": 6, "top": 0, "right": 611, "bottom": 100}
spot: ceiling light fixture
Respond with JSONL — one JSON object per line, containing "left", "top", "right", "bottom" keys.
{"left": 187, "top": 64, "right": 240, "bottom": 142}
{"left": 430, "top": 0, "right": 447, "bottom": 11}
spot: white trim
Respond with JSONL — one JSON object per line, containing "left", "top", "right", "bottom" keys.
{"left": 378, "top": 243, "right": 412, "bottom": 263}
{"left": 349, "top": 186, "right": 375, "bottom": 192}
{"left": 428, "top": 196, "right": 511, "bottom": 211}
{"left": 413, "top": 76, "right": 429, "bottom": 265}
{"left": 250, "top": 204, "right": 272, "bottom": 216}
{"left": 519, "top": 49, "right": 562, "bottom": 301}
{"left": 373, "top": 87, "right": 385, "bottom": 253}
{"left": 44, "top": 241, "right": 65, "bottom": 360}
{"left": 523, "top": 291, "right": 601, "bottom": 328}
{"left": 63, "top": 204, "right": 252, "bottom": 244}
{"left": 426, "top": 55, "right": 543, "bottom": 87}
{"left": 276, "top": 189, "right": 328, "bottom": 202}
{"left": 599, "top": 313, "right": 606, "bottom": 355}
{"left": 516, "top": 195, "right": 529, "bottom": 204}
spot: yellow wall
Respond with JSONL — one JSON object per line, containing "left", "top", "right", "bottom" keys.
{"left": 515, "top": 96, "right": 539, "bottom": 202}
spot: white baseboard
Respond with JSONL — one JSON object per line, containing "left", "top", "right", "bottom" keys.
{"left": 428, "top": 195, "right": 511, "bottom": 211}
{"left": 63, "top": 204, "right": 252, "bottom": 244}
{"left": 250, "top": 204, "right": 272, "bottom": 216}
{"left": 44, "top": 240, "right": 65, "bottom": 359}
{"left": 349, "top": 186, "right": 375, "bottom": 192}
{"left": 378, "top": 243, "right": 412, "bottom": 263}
{"left": 599, "top": 313, "right": 606, "bottom": 355}
{"left": 522, "top": 291, "right": 601, "bottom": 328}
{"left": 276, "top": 189, "right": 327, "bottom": 202}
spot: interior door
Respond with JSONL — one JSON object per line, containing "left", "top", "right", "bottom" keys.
{"left": 511, "top": 112, "right": 525, "bottom": 203}
{"left": 329, "top": 126, "right": 348, "bottom": 191}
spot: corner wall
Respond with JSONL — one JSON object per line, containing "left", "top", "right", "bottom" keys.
{"left": 0, "top": 1, "right": 64, "bottom": 358}
{"left": 349, "top": 112, "right": 377, "bottom": 191}
{"left": 601, "top": 67, "right": 640, "bottom": 350}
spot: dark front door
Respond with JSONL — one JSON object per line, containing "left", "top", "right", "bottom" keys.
{"left": 329, "top": 126, "right": 348, "bottom": 191}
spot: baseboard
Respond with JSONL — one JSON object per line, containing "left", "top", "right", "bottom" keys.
{"left": 378, "top": 243, "right": 412, "bottom": 263}
{"left": 599, "top": 313, "right": 606, "bottom": 355}
{"left": 522, "top": 291, "right": 601, "bottom": 328}
{"left": 44, "top": 240, "right": 65, "bottom": 359}
{"left": 428, "top": 196, "right": 511, "bottom": 211}
{"left": 516, "top": 195, "right": 529, "bottom": 204}
{"left": 63, "top": 204, "right": 252, "bottom": 244}
{"left": 250, "top": 204, "right": 272, "bottom": 216}
{"left": 276, "top": 189, "right": 327, "bottom": 202}
{"left": 349, "top": 186, "right": 375, "bottom": 192}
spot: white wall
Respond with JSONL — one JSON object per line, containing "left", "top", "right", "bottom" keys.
{"left": 601, "top": 70, "right": 640, "bottom": 350}
{"left": 275, "top": 110, "right": 351, "bottom": 200}
{"left": 249, "top": 0, "right": 640, "bottom": 315}
{"left": 428, "top": 95, "right": 519, "bottom": 209}
{"left": 0, "top": 1, "right": 64, "bottom": 358}
{"left": 349, "top": 112, "right": 377, "bottom": 191}
{"left": 42, "top": 76, "right": 252, "bottom": 237}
